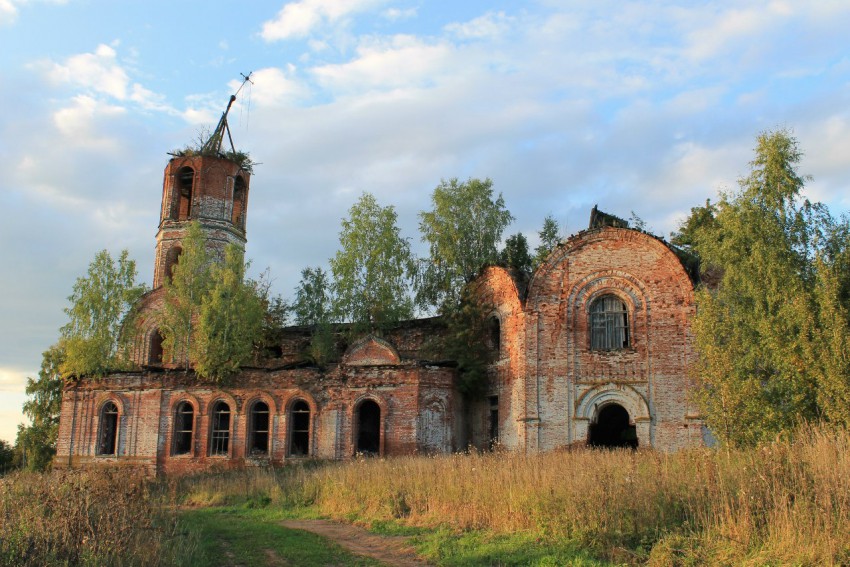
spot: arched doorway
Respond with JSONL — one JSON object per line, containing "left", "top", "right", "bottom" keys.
{"left": 589, "top": 404, "right": 638, "bottom": 448}
{"left": 355, "top": 400, "right": 381, "bottom": 455}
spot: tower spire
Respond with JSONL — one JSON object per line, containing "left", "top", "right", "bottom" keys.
{"left": 201, "top": 71, "right": 253, "bottom": 156}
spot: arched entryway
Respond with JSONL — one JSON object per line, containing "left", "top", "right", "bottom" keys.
{"left": 355, "top": 400, "right": 381, "bottom": 455}
{"left": 589, "top": 403, "right": 638, "bottom": 448}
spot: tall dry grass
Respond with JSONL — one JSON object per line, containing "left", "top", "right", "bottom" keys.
{"left": 180, "top": 424, "right": 850, "bottom": 564}
{"left": 0, "top": 468, "right": 192, "bottom": 566}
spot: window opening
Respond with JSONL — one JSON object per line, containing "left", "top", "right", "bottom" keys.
{"left": 172, "top": 401, "right": 194, "bottom": 455}
{"left": 176, "top": 166, "right": 194, "bottom": 220}
{"left": 98, "top": 401, "right": 119, "bottom": 456}
{"left": 289, "top": 400, "right": 310, "bottom": 456}
{"left": 164, "top": 246, "right": 182, "bottom": 284}
{"left": 488, "top": 395, "right": 499, "bottom": 450}
{"left": 249, "top": 401, "right": 270, "bottom": 456}
{"left": 588, "top": 404, "right": 638, "bottom": 449}
{"left": 356, "top": 400, "right": 381, "bottom": 455}
{"left": 590, "top": 295, "right": 629, "bottom": 350}
{"left": 210, "top": 401, "right": 231, "bottom": 456}
{"left": 488, "top": 316, "right": 500, "bottom": 354}
{"left": 232, "top": 176, "right": 246, "bottom": 229}
{"left": 149, "top": 330, "right": 164, "bottom": 364}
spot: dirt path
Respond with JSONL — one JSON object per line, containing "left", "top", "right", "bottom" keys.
{"left": 281, "top": 519, "right": 432, "bottom": 566}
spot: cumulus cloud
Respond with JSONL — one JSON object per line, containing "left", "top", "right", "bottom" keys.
{"left": 53, "top": 95, "right": 126, "bottom": 149}
{"left": 260, "top": 0, "right": 388, "bottom": 41}
{"left": 445, "top": 11, "right": 513, "bottom": 40}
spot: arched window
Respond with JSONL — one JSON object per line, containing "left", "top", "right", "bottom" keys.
{"left": 355, "top": 400, "right": 381, "bottom": 455}
{"left": 164, "top": 246, "right": 182, "bottom": 284}
{"left": 149, "top": 330, "right": 164, "bottom": 364}
{"left": 590, "top": 295, "right": 629, "bottom": 350}
{"left": 248, "top": 401, "right": 270, "bottom": 456}
{"left": 232, "top": 176, "right": 246, "bottom": 229}
{"left": 97, "top": 401, "right": 119, "bottom": 456}
{"left": 488, "top": 316, "right": 501, "bottom": 354}
{"left": 172, "top": 401, "right": 194, "bottom": 455}
{"left": 209, "top": 401, "right": 231, "bottom": 456}
{"left": 289, "top": 400, "right": 310, "bottom": 457}
{"left": 176, "top": 166, "right": 194, "bottom": 220}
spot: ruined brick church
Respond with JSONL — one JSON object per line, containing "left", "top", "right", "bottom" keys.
{"left": 54, "top": 120, "right": 705, "bottom": 475}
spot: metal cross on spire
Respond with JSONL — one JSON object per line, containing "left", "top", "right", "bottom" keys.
{"left": 201, "top": 71, "right": 254, "bottom": 156}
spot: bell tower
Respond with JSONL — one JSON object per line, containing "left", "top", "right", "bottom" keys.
{"left": 153, "top": 76, "right": 253, "bottom": 289}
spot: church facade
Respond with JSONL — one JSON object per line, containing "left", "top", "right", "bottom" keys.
{"left": 54, "top": 150, "right": 704, "bottom": 476}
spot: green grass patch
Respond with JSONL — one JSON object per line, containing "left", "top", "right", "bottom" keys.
{"left": 181, "top": 506, "right": 381, "bottom": 567}
{"left": 412, "top": 527, "right": 616, "bottom": 566}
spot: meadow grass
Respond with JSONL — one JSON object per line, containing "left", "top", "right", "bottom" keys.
{"left": 3, "top": 424, "right": 849, "bottom": 565}
{"left": 179, "top": 424, "right": 850, "bottom": 565}
{"left": 0, "top": 467, "right": 194, "bottom": 566}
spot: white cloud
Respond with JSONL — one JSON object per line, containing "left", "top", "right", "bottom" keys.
{"left": 311, "top": 35, "right": 454, "bottom": 92}
{"left": 0, "top": 0, "right": 17, "bottom": 25}
{"left": 260, "top": 0, "right": 388, "bottom": 41}
{"left": 383, "top": 7, "right": 416, "bottom": 21}
{"left": 445, "top": 11, "right": 512, "bottom": 40}
{"left": 0, "top": 367, "right": 29, "bottom": 392}
{"left": 43, "top": 43, "right": 131, "bottom": 99}
{"left": 53, "top": 94, "right": 126, "bottom": 149}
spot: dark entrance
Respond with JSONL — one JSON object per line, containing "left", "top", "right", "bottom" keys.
{"left": 588, "top": 404, "right": 638, "bottom": 448}
{"left": 356, "top": 400, "right": 381, "bottom": 455}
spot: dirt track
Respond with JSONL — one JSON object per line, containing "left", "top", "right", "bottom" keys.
{"left": 280, "top": 519, "right": 432, "bottom": 566}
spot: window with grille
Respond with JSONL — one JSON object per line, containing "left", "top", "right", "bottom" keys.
{"left": 172, "top": 401, "right": 194, "bottom": 455}
{"left": 590, "top": 295, "right": 630, "bottom": 350}
{"left": 209, "top": 401, "right": 231, "bottom": 456}
{"left": 289, "top": 400, "right": 310, "bottom": 456}
{"left": 249, "top": 401, "right": 270, "bottom": 456}
{"left": 98, "top": 401, "right": 119, "bottom": 456}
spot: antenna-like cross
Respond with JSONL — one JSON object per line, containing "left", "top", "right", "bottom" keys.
{"left": 202, "top": 71, "right": 254, "bottom": 156}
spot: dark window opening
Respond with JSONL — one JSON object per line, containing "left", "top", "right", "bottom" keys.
{"left": 172, "top": 401, "right": 194, "bottom": 455}
{"left": 98, "top": 401, "right": 119, "bottom": 456}
{"left": 289, "top": 400, "right": 310, "bottom": 457}
{"left": 176, "top": 166, "right": 194, "bottom": 220}
{"left": 588, "top": 404, "right": 638, "bottom": 449}
{"left": 149, "top": 330, "right": 164, "bottom": 365}
{"left": 164, "top": 246, "right": 182, "bottom": 284}
{"left": 249, "top": 401, "right": 270, "bottom": 456}
{"left": 488, "top": 395, "right": 499, "bottom": 450}
{"left": 590, "top": 295, "right": 629, "bottom": 350}
{"left": 488, "top": 316, "right": 501, "bottom": 354}
{"left": 356, "top": 400, "right": 381, "bottom": 455}
{"left": 210, "top": 401, "right": 231, "bottom": 456}
{"left": 232, "top": 176, "right": 246, "bottom": 229}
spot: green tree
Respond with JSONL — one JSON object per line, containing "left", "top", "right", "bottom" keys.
{"left": 330, "top": 192, "right": 416, "bottom": 333}
{"left": 161, "top": 222, "right": 211, "bottom": 369}
{"left": 418, "top": 178, "right": 514, "bottom": 311}
{"left": 293, "top": 267, "right": 333, "bottom": 326}
{"left": 691, "top": 130, "right": 828, "bottom": 446}
{"left": 808, "top": 221, "right": 850, "bottom": 427}
{"left": 194, "top": 245, "right": 265, "bottom": 381}
{"left": 533, "top": 214, "right": 561, "bottom": 269}
{"left": 670, "top": 199, "right": 718, "bottom": 252}
{"left": 14, "top": 344, "right": 65, "bottom": 470}
{"left": 0, "top": 440, "right": 13, "bottom": 473}
{"left": 498, "top": 232, "right": 533, "bottom": 273}
{"left": 60, "top": 250, "right": 147, "bottom": 377}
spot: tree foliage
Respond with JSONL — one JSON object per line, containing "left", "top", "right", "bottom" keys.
{"left": 418, "top": 177, "right": 514, "bottom": 312}
{"left": 60, "top": 250, "right": 147, "bottom": 377}
{"left": 160, "top": 222, "right": 265, "bottom": 380}
{"left": 293, "top": 267, "right": 333, "bottom": 327}
{"left": 670, "top": 199, "right": 717, "bottom": 252}
{"left": 161, "top": 222, "right": 212, "bottom": 369}
{"left": 533, "top": 214, "right": 561, "bottom": 269}
{"left": 498, "top": 232, "right": 533, "bottom": 274}
{"left": 330, "top": 192, "right": 416, "bottom": 333}
{"left": 691, "top": 129, "right": 847, "bottom": 446}
{"left": 194, "top": 245, "right": 265, "bottom": 381}
{"left": 14, "top": 344, "right": 65, "bottom": 470}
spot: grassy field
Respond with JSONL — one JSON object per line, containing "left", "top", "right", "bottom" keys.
{"left": 2, "top": 424, "right": 849, "bottom": 565}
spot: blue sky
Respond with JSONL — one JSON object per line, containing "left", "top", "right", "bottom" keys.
{"left": 2, "top": 0, "right": 850, "bottom": 444}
